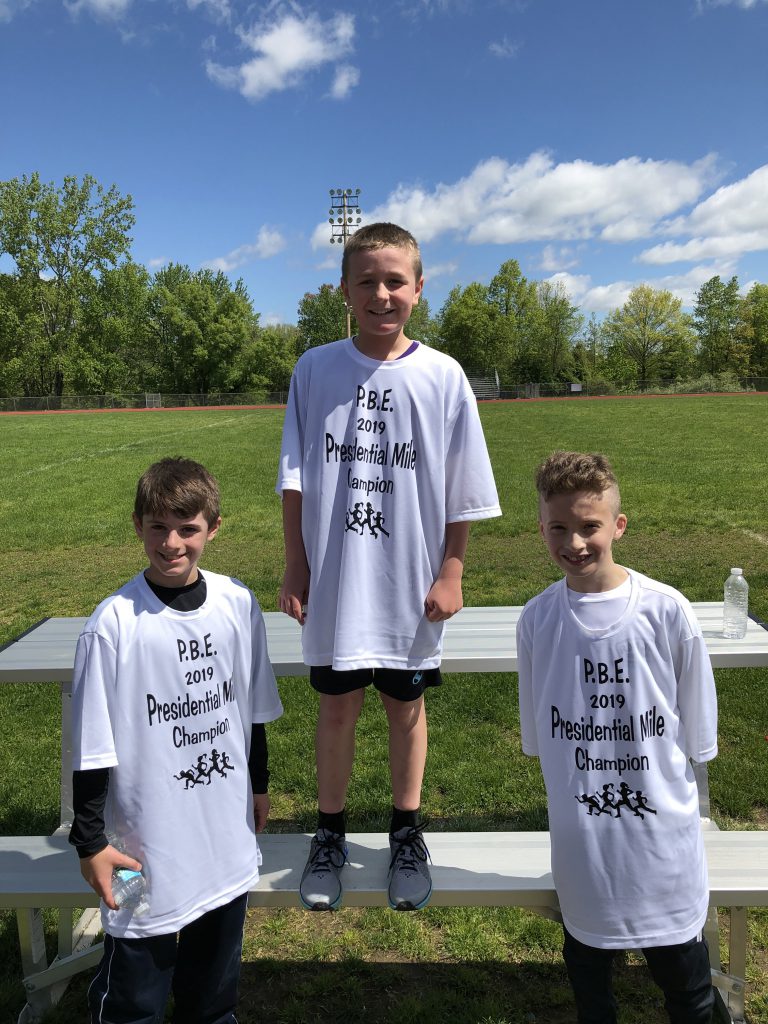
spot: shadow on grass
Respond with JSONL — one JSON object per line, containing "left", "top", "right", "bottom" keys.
{"left": 1, "top": 955, "right": 671, "bottom": 1024}
{"left": 0, "top": 800, "right": 60, "bottom": 837}
{"left": 236, "top": 957, "right": 670, "bottom": 1024}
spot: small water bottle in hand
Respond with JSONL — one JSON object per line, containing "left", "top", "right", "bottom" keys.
{"left": 723, "top": 568, "right": 749, "bottom": 639}
{"left": 107, "top": 832, "right": 150, "bottom": 914}
{"left": 112, "top": 867, "right": 150, "bottom": 914}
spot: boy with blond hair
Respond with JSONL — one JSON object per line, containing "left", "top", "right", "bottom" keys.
{"left": 517, "top": 451, "right": 717, "bottom": 1023}
{"left": 69, "top": 457, "right": 283, "bottom": 1023}
{"left": 277, "top": 222, "right": 501, "bottom": 911}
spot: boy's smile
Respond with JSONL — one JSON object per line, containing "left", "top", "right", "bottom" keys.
{"left": 133, "top": 510, "right": 220, "bottom": 588}
{"left": 539, "top": 489, "right": 627, "bottom": 593}
{"left": 341, "top": 245, "right": 423, "bottom": 357}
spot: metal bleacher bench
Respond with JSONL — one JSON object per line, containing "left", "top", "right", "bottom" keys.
{"left": 2, "top": 605, "right": 768, "bottom": 1024}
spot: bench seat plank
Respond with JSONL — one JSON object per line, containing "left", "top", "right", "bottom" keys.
{"left": 2, "top": 605, "right": 768, "bottom": 683}
{"left": 3, "top": 831, "right": 766, "bottom": 911}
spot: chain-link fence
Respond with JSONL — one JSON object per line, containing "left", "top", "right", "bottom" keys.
{"left": 1, "top": 378, "right": 766, "bottom": 413}
{"left": 0, "top": 391, "right": 291, "bottom": 413}
{"left": 497, "top": 376, "right": 768, "bottom": 400}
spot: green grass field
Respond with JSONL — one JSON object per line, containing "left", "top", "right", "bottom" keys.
{"left": 1, "top": 395, "right": 767, "bottom": 1024}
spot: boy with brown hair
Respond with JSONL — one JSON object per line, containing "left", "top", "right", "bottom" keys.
{"left": 69, "top": 456, "right": 283, "bottom": 1023}
{"left": 517, "top": 450, "right": 718, "bottom": 1023}
{"left": 277, "top": 222, "right": 501, "bottom": 911}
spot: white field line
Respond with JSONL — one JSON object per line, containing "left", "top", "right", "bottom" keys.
{"left": 12, "top": 416, "right": 248, "bottom": 479}
{"left": 741, "top": 529, "right": 768, "bottom": 547}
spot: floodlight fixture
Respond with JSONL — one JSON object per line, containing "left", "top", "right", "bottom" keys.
{"left": 326, "top": 186, "right": 363, "bottom": 337}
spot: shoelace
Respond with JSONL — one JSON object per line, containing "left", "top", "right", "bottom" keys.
{"left": 389, "top": 823, "right": 432, "bottom": 874}
{"left": 309, "top": 832, "right": 347, "bottom": 874}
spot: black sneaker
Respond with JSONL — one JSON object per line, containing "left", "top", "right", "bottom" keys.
{"left": 387, "top": 823, "right": 432, "bottom": 911}
{"left": 299, "top": 828, "right": 348, "bottom": 911}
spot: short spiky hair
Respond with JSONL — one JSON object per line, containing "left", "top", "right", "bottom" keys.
{"left": 341, "top": 222, "right": 423, "bottom": 282}
{"left": 535, "top": 451, "right": 621, "bottom": 513}
{"left": 134, "top": 457, "right": 220, "bottom": 526}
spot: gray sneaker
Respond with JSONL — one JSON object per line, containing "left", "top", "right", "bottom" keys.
{"left": 387, "top": 824, "right": 432, "bottom": 911}
{"left": 299, "top": 828, "right": 348, "bottom": 911}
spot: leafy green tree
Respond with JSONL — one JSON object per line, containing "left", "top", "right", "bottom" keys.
{"left": 488, "top": 260, "right": 538, "bottom": 379}
{"left": 603, "top": 285, "right": 695, "bottom": 386}
{"left": 437, "top": 282, "right": 497, "bottom": 370}
{"left": 405, "top": 295, "right": 437, "bottom": 346}
{"left": 296, "top": 284, "right": 348, "bottom": 351}
{"left": 0, "top": 172, "right": 134, "bottom": 395}
{"left": 533, "top": 281, "right": 583, "bottom": 380}
{"left": 739, "top": 282, "right": 768, "bottom": 377}
{"left": 148, "top": 264, "right": 259, "bottom": 394}
{"left": 231, "top": 323, "right": 300, "bottom": 394}
{"left": 75, "top": 262, "right": 153, "bottom": 393}
{"left": 693, "top": 275, "right": 747, "bottom": 374}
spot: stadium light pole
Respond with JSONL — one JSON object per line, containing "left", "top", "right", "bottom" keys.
{"left": 328, "top": 188, "right": 362, "bottom": 338}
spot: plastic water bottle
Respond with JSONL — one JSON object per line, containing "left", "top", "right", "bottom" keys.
{"left": 112, "top": 867, "right": 150, "bottom": 914}
{"left": 723, "top": 568, "right": 749, "bottom": 639}
{"left": 107, "top": 832, "right": 150, "bottom": 914}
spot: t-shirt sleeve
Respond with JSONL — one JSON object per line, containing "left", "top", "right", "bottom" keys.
{"left": 71, "top": 630, "right": 119, "bottom": 771}
{"left": 516, "top": 607, "right": 539, "bottom": 757}
{"left": 675, "top": 631, "right": 718, "bottom": 763}
{"left": 276, "top": 366, "right": 304, "bottom": 496}
{"left": 444, "top": 396, "right": 501, "bottom": 523}
{"left": 250, "top": 600, "right": 284, "bottom": 724}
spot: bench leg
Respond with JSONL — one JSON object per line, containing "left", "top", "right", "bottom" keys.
{"left": 725, "top": 907, "right": 747, "bottom": 1024}
{"left": 709, "top": 906, "right": 748, "bottom": 1024}
{"left": 16, "top": 909, "right": 54, "bottom": 1023}
{"left": 16, "top": 907, "right": 105, "bottom": 1024}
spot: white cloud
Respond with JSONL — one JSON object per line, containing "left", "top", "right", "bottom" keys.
{"left": 425, "top": 261, "right": 458, "bottom": 280}
{"left": 489, "top": 36, "right": 520, "bottom": 58}
{"left": 203, "top": 226, "right": 286, "bottom": 272}
{"left": 187, "top": 0, "right": 231, "bottom": 23}
{"left": 147, "top": 257, "right": 169, "bottom": 269}
{"left": 640, "top": 164, "right": 768, "bottom": 264}
{"left": 556, "top": 262, "right": 739, "bottom": 314}
{"left": 0, "top": 0, "right": 35, "bottom": 22}
{"left": 310, "top": 152, "right": 717, "bottom": 248}
{"left": 206, "top": 11, "right": 355, "bottom": 102}
{"left": 330, "top": 63, "right": 360, "bottom": 99}
{"left": 698, "top": 0, "right": 768, "bottom": 8}
{"left": 316, "top": 254, "right": 340, "bottom": 271}
{"left": 65, "top": 0, "right": 131, "bottom": 18}
{"left": 539, "top": 245, "right": 580, "bottom": 272}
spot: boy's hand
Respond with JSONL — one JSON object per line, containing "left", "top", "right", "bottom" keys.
{"left": 424, "top": 576, "right": 464, "bottom": 622}
{"left": 279, "top": 564, "right": 309, "bottom": 625}
{"left": 80, "top": 844, "right": 142, "bottom": 910}
{"left": 253, "top": 792, "right": 270, "bottom": 833}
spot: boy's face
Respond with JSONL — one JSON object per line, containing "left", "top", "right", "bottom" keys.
{"left": 133, "top": 510, "right": 220, "bottom": 588}
{"left": 538, "top": 488, "right": 627, "bottom": 593}
{"left": 341, "top": 245, "right": 423, "bottom": 349}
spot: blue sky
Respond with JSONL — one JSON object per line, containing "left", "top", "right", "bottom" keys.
{"left": 1, "top": 0, "right": 767, "bottom": 326}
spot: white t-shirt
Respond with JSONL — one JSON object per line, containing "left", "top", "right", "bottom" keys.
{"left": 276, "top": 339, "right": 501, "bottom": 669}
{"left": 71, "top": 570, "right": 284, "bottom": 938}
{"left": 517, "top": 568, "right": 718, "bottom": 949}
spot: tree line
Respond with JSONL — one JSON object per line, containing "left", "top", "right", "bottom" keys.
{"left": 1, "top": 173, "right": 767, "bottom": 398}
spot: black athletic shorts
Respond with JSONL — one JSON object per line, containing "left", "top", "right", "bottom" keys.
{"left": 309, "top": 665, "right": 443, "bottom": 702}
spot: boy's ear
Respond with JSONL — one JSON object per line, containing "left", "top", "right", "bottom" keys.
{"left": 340, "top": 277, "right": 350, "bottom": 303}
{"left": 207, "top": 516, "right": 222, "bottom": 540}
{"left": 132, "top": 513, "right": 143, "bottom": 539}
{"left": 614, "top": 513, "right": 628, "bottom": 539}
{"left": 412, "top": 276, "right": 424, "bottom": 306}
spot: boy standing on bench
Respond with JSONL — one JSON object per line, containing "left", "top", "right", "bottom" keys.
{"left": 517, "top": 451, "right": 718, "bottom": 1024}
{"left": 277, "top": 222, "right": 500, "bottom": 912}
{"left": 69, "top": 457, "right": 283, "bottom": 1024}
